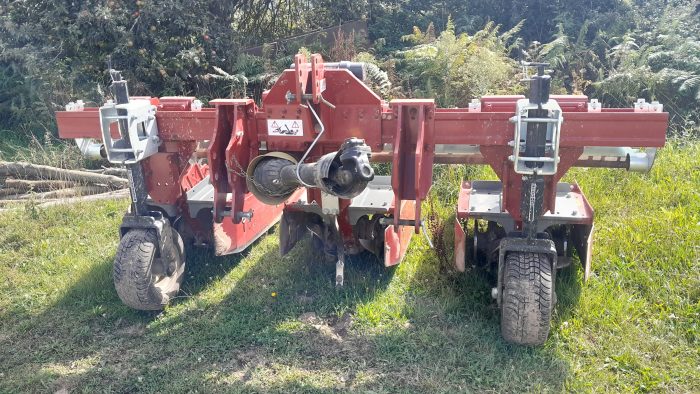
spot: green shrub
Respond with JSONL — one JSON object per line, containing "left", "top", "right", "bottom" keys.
{"left": 396, "top": 19, "right": 520, "bottom": 107}
{"left": 596, "top": 2, "right": 700, "bottom": 128}
{"left": 0, "top": 0, "right": 362, "bottom": 138}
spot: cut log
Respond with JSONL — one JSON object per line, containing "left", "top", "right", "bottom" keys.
{"left": 0, "top": 188, "right": 22, "bottom": 198}
{"left": 0, "top": 189, "right": 129, "bottom": 210}
{"left": 0, "top": 198, "right": 56, "bottom": 207}
{"left": 82, "top": 167, "right": 128, "bottom": 178}
{"left": 37, "top": 189, "right": 130, "bottom": 207}
{"left": 0, "top": 161, "right": 128, "bottom": 188}
{"left": 3, "top": 179, "right": 77, "bottom": 192}
{"left": 10, "top": 185, "right": 110, "bottom": 201}
{"left": 103, "top": 168, "right": 128, "bottom": 178}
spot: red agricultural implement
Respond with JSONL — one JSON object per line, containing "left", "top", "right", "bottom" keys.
{"left": 55, "top": 54, "right": 667, "bottom": 345}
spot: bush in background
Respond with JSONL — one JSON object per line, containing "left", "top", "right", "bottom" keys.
{"left": 1, "top": 0, "right": 698, "bottom": 142}
{"left": 396, "top": 19, "right": 521, "bottom": 107}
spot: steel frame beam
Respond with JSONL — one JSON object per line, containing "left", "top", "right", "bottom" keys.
{"left": 54, "top": 54, "right": 668, "bottom": 266}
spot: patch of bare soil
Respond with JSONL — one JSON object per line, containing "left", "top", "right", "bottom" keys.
{"left": 296, "top": 311, "right": 374, "bottom": 361}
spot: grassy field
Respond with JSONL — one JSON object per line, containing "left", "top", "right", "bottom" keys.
{"left": 0, "top": 142, "right": 698, "bottom": 393}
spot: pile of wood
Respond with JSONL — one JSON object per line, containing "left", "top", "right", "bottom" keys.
{"left": 0, "top": 161, "right": 130, "bottom": 209}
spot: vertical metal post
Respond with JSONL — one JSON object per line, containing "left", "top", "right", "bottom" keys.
{"left": 110, "top": 70, "right": 148, "bottom": 216}
{"left": 524, "top": 65, "right": 551, "bottom": 169}
{"left": 521, "top": 63, "right": 551, "bottom": 239}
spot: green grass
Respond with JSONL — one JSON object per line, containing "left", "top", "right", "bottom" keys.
{"left": 0, "top": 142, "right": 698, "bottom": 393}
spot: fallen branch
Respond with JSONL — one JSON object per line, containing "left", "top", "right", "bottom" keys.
{"left": 0, "top": 188, "right": 23, "bottom": 198}
{"left": 37, "top": 189, "right": 130, "bottom": 207}
{"left": 0, "top": 161, "right": 128, "bottom": 188}
{"left": 0, "top": 189, "right": 130, "bottom": 210}
{"left": 8, "top": 185, "right": 110, "bottom": 201}
{"left": 82, "top": 167, "right": 128, "bottom": 178}
{"left": 3, "top": 179, "right": 77, "bottom": 193}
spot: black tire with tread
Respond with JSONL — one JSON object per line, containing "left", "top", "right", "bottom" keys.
{"left": 500, "top": 252, "right": 553, "bottom": 346}
{"left": 113, "top": 229, "right": 184, "bottom": 311}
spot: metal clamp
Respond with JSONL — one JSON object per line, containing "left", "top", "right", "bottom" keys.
{"left": 509, "top": 98, "right": 563, "bottom": 176}
{"left": 99, "top": 99, "right": 160, "bottom": 164}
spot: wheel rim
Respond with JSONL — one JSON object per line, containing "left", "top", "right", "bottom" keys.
{"left": 150, "top": 230, "right": 185, "bottom": 294}
{"left": 151, "top": 256, "right": 182, "bottom": 294}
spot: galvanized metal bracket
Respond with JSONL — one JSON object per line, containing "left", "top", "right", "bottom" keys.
{"left": 509, "top": 99, "right": 563, "bottom": 176}
{"left": 100, "top": 99, "right": 160, "bottom": 164}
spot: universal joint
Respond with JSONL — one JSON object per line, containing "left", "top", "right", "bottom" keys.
{"left": 246, "top": 138, "right": 374, "bottom": 204}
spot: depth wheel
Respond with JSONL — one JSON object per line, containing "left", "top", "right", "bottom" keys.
{"left": 500, "top": 252, "right": 553, "bottom": 346}
{"left": 113, "top": 228, "right": 185, "bottom": 311}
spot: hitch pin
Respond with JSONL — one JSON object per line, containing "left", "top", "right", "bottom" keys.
{"left": 285, "top": 91, "right": 336, "bottom": 109}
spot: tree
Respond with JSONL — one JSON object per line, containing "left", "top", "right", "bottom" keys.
{"left": 0, "top": 0, "right": 367, "bottom": 137}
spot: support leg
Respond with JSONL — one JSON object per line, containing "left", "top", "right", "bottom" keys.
{"left": 127, "top": 163, "right": 148, "bottom": 215}
{"left": 329, "top": 215, "right": 345, "bottom": 287}
{"left": 335, "top": 246, "right": 345, "bottom": 287}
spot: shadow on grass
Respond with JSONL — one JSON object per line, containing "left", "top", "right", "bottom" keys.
{"left": 0, "top": 226, "right": 580, "bottom": 392}
{"left": 0, "top": 233, "right": 393, "bottom": 392}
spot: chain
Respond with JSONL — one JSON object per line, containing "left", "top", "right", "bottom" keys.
{"left": 225, "top": 154, "right": 291, "bottom": 198}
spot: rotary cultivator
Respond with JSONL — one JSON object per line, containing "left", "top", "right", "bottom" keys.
{"left": 55, "top": 54, "right": 668, "bottom": 345}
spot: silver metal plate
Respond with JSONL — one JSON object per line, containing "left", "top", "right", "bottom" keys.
{"left": 348, "top": 176, "right": 393, "bottom": 224}
{"left": 185, "top": 175, "right": 215, "bottom": 217}
{"left": 468, "top": 180, "right": 591, "bottom": 232}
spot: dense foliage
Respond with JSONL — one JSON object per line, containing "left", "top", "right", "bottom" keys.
{"left": 369, "top": 0, "right": 634, "bottom": 49}
{"left": 396, "top": 19, "right": 521, "bottom": 107}
{"left": 596, "top": 2, "right": 700, "bottom": 128}
{"left": 1, "top": 0, "right": 699, "bottom": 139}
{"left": 0, "top": 0, "right": 358, "bottom": 136}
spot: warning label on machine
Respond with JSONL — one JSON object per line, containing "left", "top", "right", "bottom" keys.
{"left": 267, "top": 119, "right": 303, "bottom": 136}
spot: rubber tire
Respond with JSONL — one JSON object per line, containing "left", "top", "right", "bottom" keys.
{"left": 312, "top": 233, "right": 325, "bottom": 252}
{"left": 113, "top": 228, "right": 185, "bottom": 311}
{"left": 500, "top": 252, "right": 553, "bottom": 346}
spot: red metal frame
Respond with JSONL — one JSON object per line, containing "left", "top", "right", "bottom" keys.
{"left": 55, "top": 54, "right": 668, "bottom": 261}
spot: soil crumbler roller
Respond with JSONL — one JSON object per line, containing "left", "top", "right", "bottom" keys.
{"left": 56, "top": 55, "right": 668, "bottom": 345}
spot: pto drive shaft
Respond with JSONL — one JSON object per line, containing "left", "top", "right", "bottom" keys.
{"left": 246, "top": 138, "right": 374, "bottom": 204}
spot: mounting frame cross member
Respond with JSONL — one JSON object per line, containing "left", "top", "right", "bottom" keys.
{"left": 54, "top": 53, "right": 667, "bottom": 345}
